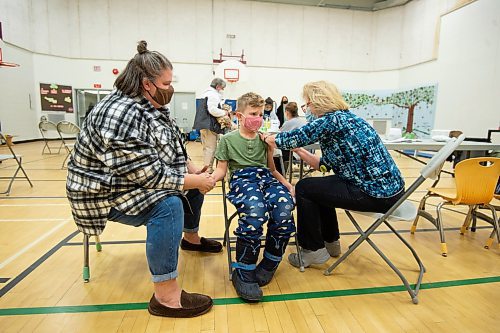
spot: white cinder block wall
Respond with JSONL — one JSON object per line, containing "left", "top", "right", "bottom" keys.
{"left": 0, "top": 0, "right": 498, "bottom": 140}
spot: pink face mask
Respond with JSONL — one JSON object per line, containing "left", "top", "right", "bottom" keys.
{"left": 240, "top": 114, "right": 263, "bottom": 132}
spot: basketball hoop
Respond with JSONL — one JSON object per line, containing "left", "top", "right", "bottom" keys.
{"left": 215, "top": 59, "right": 247, "bottom": 84}
{"left": 0, "top": 48, "right": 19, "bottom": 68}
{"left": 224, "top": 68, "right": 239, "bottom": 83}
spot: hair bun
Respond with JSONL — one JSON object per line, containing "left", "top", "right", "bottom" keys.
{"left": 137, "top": 40, "right": 148, "bottom": 54}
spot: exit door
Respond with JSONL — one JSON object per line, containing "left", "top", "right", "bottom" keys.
{"left": 170, "top": 92, "right": 196, "bottom": 133}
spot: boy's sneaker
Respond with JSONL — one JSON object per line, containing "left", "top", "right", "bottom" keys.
{"left": 325, "top": 240, "right": 341, "bottom": 257}
{"left": 255, "top": 264, "right": 277, "bottom": 287}
{"left": 288, "top": 247, "right": 330, "bottom": 268}
{"left": 231, "top": 270, "right": 263, "bottom": 302}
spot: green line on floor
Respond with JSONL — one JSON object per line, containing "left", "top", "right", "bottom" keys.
{"left": 1, "top": 276, "right": 499, "bottom": 316}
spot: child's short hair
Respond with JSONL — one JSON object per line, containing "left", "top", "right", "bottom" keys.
{"left": 285, "top": 102, "right": 298, "bottom": 117}
{"left": 236, "top": 92, "right": 265, "bottom": 113}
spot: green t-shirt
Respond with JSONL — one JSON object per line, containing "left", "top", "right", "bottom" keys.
{"left": 215, "top": 130, "right": 268, "bottom": 175}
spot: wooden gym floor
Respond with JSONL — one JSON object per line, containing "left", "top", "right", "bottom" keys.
{"left": 0, "top": 140, "right": 499, "bottom": 332}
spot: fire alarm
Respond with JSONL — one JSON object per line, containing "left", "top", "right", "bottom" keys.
{"left": 112, "top": 68, "right": 119, "bottom": 75}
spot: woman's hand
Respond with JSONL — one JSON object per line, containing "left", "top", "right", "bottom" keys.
{"left": 197, "top": 173, "right": 216, "bottom": 194}
{"left": 259, "top": 133, "right": 278, "bottom": 149}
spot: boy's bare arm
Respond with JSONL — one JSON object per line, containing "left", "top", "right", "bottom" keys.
{"left": 266, "top": 146, "right": 295, "bottom": 196}
{"left": 212, "top": 160, "right": 228, "bottom": 182}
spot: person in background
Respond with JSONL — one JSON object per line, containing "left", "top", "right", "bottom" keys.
{"left": 279, "top": 102, "right": 308, "bottom": 172}
{"left": 264, "top": 97, "right": 279, "bottom": 121}
{"left": 66, "top": 41, "right": 218, "bottom": 318}
{"left": 276, "top": 96, "right": 288, "bottom": 128}
{"left": 194, "top": 78, "right": 228, "bottom": 173}
{"left": 261, "top": 81, "right": 405, "bottom": 269}
{"left": 212, "top": 92, "right": 296, "bottom": 302}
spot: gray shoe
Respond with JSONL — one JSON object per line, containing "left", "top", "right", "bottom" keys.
{"left": 325, "top": 240, "right": 341, "bottom": 257}
{"left": 231, "top": 270, "right": 263, "bottom": 302}
{"left": 288, "top": 247, "right": 330, "bottom": 268}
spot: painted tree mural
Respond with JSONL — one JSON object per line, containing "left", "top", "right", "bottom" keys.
{"left": 377, "top": 86, "right": 435, "bottom": 137}
{"left": 342, "top": 92, "right": 374, "bottom": 109}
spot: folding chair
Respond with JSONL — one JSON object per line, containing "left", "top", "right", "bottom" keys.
{"left": 39, "top": 120, "right": 63, "bottom": 154}
{"left": 56, "top": 121, "right": 80, "bottom": 169}
{"left": 0, "top": 132, "right": 34, "bottom": 195}
{"left": 82, "top": 233, "right": 102, "bottom": 282}
{"left": 412, "top": 157, "right": 500, "bottom": 255}
{"left": 323, "top": 134, "right": 465, "bottom": 304}
{"left": 221, "top": 178, "right": 304, "bottom": 280}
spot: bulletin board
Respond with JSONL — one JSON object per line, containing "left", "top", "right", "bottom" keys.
{"left": 40, "top": 83, "right": 74, "bottom": 113}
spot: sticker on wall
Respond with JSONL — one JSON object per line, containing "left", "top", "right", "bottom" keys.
{"left": 40, "top": 83, "right": 74, "bottom": 113}
{"left": 343, "top": 85, "right": 437, "bottom": 138}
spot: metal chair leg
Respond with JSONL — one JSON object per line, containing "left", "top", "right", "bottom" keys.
{"left": 484, "top": 204, "right": 500, "bottom": 249}
{"left": 83, "top": 234, "right": 90, "bottom": 283}
{"left": 436, "top": 202, "right": 449, "bottom": 256}
{"left": 95, "top": 235, "right": 102, "bottom": 252}
{"left": 411, "top": 193, "right": 431, "bottom": 233}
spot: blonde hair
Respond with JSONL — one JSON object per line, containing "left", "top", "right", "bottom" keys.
{"left": 302, "top": 81, "right": 349, "bottom": 115}
{"left": 236, "top": 92, "right": 265, "bottom": 113}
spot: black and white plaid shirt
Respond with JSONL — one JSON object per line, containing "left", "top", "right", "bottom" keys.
{"left": 66, "top": 89, "right": 187, "bottom": 235}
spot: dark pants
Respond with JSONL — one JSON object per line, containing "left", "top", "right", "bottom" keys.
{"left": 295, "top": 175, "right": 403, "bottom": 251}
{"left": 183, "top": 189, "right": 204, "bottom": 233}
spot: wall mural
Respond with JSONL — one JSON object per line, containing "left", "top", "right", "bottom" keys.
{"left": 343, "top": 85, "right": 437, "bottom": 138}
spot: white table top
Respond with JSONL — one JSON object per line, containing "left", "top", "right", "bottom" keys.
{"left": 304, "top": 139, "right": 500, "bottom": 152}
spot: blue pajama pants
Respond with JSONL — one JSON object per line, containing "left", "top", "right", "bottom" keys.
{"left": 227, "top": 167, "right": 295, "bottom": 269}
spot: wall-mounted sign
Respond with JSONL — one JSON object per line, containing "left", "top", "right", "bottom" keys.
{"left": 40, "top": 83, "right": 73, "bottom": 113}
{"left": 93, "top": 83, "right": 102, "bottom": 88}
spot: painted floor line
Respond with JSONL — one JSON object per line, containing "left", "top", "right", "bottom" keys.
{"left": 0, "top": 276, "right": 498, "bottom": 316}
{"left": 0, "top": 231, "right": 80, "bottom": 297}
{"left": 62, "top": 225, "right": 493, "bottom": 247}
{"left": 0, "top": 218, "right": 69, "bottom": 222}
{"left": 0, "top": 220, "right": 70, "bottom": 270}
{"left": 0, "top": 203, "right": 69, "bottom": 207}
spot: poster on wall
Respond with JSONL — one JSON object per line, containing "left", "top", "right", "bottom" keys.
{"left": 40, "top": 83, "right": 74, "bottom": 113}
{"left": 342, "top": 85, "right": 437, "bottom": 138}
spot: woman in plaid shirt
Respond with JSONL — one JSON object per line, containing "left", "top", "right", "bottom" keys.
{"left": 66, "top": 41, "right": 216, "bottom": 318}
{"left": 262, "top": 81, "right": 405, "bottom": 269}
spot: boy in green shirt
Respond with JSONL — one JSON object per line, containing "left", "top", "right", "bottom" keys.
{"left": 212, "top": 92, "right": 295, "bottom": 302}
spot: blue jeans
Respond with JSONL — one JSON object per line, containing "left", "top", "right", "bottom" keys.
{"left": 107, "top": 195, "right": 184, "bottom": 283}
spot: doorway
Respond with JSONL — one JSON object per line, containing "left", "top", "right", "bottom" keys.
{"left": 75, "top": 89, "right": 112, "bottom": 126}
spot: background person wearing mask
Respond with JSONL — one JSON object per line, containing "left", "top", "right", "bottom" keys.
{"left": 276, "top": 96, "right": 288, "bottom": 128}
{"left": 66, "top": 41, "right": 218, "bottom": 318}
{"left": 194, "top": 78, "right": 228, "bottom": 173}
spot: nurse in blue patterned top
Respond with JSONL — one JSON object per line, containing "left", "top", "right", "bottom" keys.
{"left": 260, "top": 81, "right": 405, "bottom": 269}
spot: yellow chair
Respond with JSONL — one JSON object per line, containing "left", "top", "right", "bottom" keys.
{"left": 412, "top": 157, "right": 500, "bottom": 256}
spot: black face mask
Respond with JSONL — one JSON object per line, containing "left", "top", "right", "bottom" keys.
{"left": 283, "top": 100, "right": 288, "bottom": 104}
{"left": 148, "top": 82, "right": 174, "bottom": 106}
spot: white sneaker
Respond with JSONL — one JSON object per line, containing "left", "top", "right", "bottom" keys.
{"left": 325, "top": 240, "right": 341, "bottom": 257}
{"left": 288, "top": 247, "right": 330, "bottom": 268}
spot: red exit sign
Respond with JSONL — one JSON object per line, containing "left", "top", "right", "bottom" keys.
{"left": 93, "top": 83, "right": 102, "bottom": 88}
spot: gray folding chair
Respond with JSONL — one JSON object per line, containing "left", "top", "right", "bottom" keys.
{"left": 39, "top": 120, "right": 63, "bottom": 154}
{"left": 222, "top": 178, "right": 304, "bottom": 280}
{"left": 323, "top": 134, "right": 465, "bottom": 304}
{"left": 56, "top": 121, "right": 80, "bottom": 169}
{"left": 0, "top": 132, "right": 34, "bottom": 195}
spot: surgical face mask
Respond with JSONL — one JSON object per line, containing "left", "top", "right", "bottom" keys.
{"left": 148, "top": 82, "right": 174, "bottom": 106}
{"left": 305, "top": 107, "right": 317, "bottom": 122}
{"left": 240, "top": 114, "right": 263, "bottom": 132}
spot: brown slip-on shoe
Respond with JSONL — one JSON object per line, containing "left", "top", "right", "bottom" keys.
{"left": 148, "top": 291, "right": 213, "bottom": 318}
{"left": 181, "top": 237, "right": 223, "bottom": 253}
